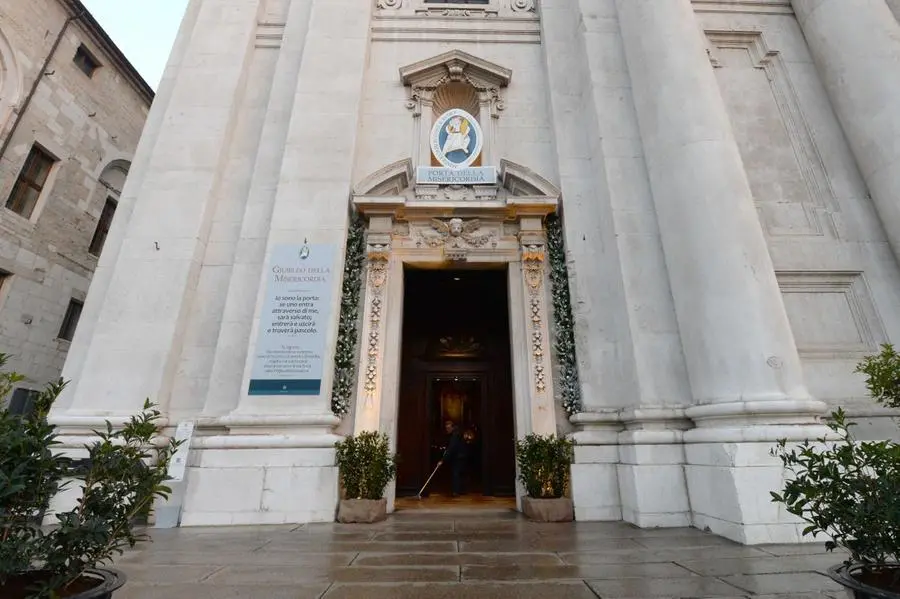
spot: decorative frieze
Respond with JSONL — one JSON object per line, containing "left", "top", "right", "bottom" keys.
{"left": 412, "top": 218, "right": 499, "bottom": 262}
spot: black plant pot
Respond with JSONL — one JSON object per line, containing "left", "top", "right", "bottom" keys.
{"left": 827, "top": 563, "right": 900, "bottom": 599}
{"left": 2, "top": 568, "right": 126, "bottom": 599}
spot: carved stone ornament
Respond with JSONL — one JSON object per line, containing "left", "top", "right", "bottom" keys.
{"left": 509, "top": 0, "right": 536, "bottom": 13}
{"left": 521, "top": 243, "right": 545, "bottom": 293}
{"left": 400, "top": 51, "right": 511, "bottom": 122}
{"left": 364, "top": 244, "right": 391, "bottom": 397}
{"left": 367, "top": 244, "right": 390, "bottom": 290}
{"left": 415, "top": 218, "right": 498, "bottom": 258}
{"left": 521, "top": 242, "right": 548, "bottom": 395}
{"left": 376, "top": 0, "right": 402, "bottom": 8}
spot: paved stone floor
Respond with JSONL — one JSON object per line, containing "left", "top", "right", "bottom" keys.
{"left": 115, "top": 509, "right": 848, "bottom": 598}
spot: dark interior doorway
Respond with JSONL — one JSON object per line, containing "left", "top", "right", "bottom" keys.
{"left": 396, "top": 267, "right": 516, "bottom": 498}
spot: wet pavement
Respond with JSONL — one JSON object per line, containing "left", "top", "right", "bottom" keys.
{"left": 115, "top": 509, "right": 848, "bottom": 598}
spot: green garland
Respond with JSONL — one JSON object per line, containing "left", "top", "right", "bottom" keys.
{"left": 546, "top": 214, "right": 583, "bottom": 416}
{"left": 330, "top": 214, "right": 366, "bottom": 416}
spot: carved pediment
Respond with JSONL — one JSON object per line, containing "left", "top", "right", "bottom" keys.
{"left": 499, "top": 160, "right": 561, "bottom": 199}
{"left": 353, "top": 158, "right": 414, "bottom": 196}
{"left": 399, "top": 50, "right": 512, "bottom": 92}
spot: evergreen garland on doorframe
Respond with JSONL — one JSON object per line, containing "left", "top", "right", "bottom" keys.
{"left": 546, "top": 213, "right": 583, "bottom": 416}
{"left": 330, "top": 214, "right": 366, "bottom": 416}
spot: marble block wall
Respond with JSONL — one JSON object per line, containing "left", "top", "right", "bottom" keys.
{"left": 47, "top": 0, "right": 900, "bottom": 540}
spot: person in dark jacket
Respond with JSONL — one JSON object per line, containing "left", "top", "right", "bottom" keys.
{"left": 440, "top": 420, "right": 466, "bottom": 497}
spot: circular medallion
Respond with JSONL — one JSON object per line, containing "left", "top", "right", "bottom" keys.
{"left": 430, "top": 108, "right": 483, "bottom": 169}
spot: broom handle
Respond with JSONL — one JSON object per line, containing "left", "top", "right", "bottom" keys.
{"left": 417, "top": 460, "right": 442, "bottom": 496}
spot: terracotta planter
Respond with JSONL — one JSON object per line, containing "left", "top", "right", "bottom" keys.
{"left": 827, "top": 563, "right": 900, "bottom": 599}
{"left": 337, "top": 498, "right": 387, "bottom": 523}
{"left": 1, "top": 568, "right": 126, "bottom": 599}
{"left": 521, "top": 496, "right": 574, "bottom": 522}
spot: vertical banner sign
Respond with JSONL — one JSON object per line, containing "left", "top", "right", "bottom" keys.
{"left": 167, "top": 421, "right": 195, "bottom": 482}
{"left": 249, "top": 243, "right": 336, "bottom": 396}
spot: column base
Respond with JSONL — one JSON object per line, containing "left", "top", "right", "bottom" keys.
{"left": 569, "top": 412, "right": 622, "bottom": 521}
{"left": 618, "top": 442, "right": 691, "bottom": 528}
{"left": 181, "top": 438, "right": 339, "bottom": 526}
{"left": 684, "top": 439, "right": 825, "bottom": 545}
{"left": 617, "top": 409, "right": 692, "bottom": 528}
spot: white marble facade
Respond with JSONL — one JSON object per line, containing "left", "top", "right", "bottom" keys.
{"left": 49, "top": 0, "right": 900, "bottom": 544}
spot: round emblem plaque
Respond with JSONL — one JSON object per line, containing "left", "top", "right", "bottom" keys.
{"left": 430, "top": 108, "right": 484, "bottom": 169}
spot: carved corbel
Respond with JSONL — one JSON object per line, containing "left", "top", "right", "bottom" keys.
{"left": 521, "top": 242, "right": 545, "bottom": 294}
{"left": 405, "top": 85, "right": 429, "bottom": 117}
{"left": 479, "top": 87, "right": 506, "bottom": 120}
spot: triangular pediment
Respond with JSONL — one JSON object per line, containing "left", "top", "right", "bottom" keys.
{"left": 399, "top": 50, "right": 512, "bottom": 90}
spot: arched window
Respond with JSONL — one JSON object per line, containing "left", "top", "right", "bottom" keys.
{"left": 0, "top": 27, "right": 23, "bottom": 134}
{"left": 88, "top": 161, "right": 129, "bottom": 257}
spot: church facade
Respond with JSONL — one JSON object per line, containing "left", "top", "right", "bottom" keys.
{"left": 50, "top": 0, "right": 900, "bottom": 545}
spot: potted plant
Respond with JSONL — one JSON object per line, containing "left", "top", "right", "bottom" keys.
{"left": 515, "top": 433, "right": 575, "bottom": 522}
{"left": 771, "top": 343, "right": 900, "bottom": 599}
{"left": 334, "top": 430, "right": 397, "bottom": 523}
{"left": 0, "top": 354, "right": 179, "bottom": 598}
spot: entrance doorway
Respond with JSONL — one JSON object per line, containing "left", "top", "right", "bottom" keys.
{"left": 395, "top": 268, "right": 516, "bottom": 501}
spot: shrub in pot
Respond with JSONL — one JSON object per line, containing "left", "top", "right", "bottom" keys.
{"left": 0, "top": 354, "right": 179, "bottom": 599}
{"left": 334, "top": 431, "right": 397, "bottom": 523}
{"left": 515, "top": 433, "right": 575, "bottom": 522}
{"left": 771, "top": 343, "right": 900, "bottom": 599}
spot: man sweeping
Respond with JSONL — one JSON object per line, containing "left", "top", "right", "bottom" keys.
{"left": 440, "top": 420, "right": 467, "bottom": 497}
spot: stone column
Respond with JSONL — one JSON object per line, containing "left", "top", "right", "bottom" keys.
{"left": 54, "top": 0, "right": 262, "bottom": 421}
{"left": 616, "top": 0, "right": 829, "bottom": 543}
{"left": 178, "top": 0, "right": 374, "bottom": 526}
{"left": 792, "top": 0, "right": 900, "bottom": 261}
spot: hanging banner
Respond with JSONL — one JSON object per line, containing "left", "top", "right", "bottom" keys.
{"left": 248, "top": 243, "right": 336, "bottom": 396}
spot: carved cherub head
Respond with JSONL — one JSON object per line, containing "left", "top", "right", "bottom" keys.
{"left": 449, "top": 218, "right": 464, "bottom": 236}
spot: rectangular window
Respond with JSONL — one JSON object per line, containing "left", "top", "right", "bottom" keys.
{"left": 6, "top": 388, "right": 39, "bottom": 416}
{"left": 89, "top": 197, "right": 118, "bottom": 256}
{"left": 5, "top": 145, "right": 55, "bottom": 219}
{"left": 58, "top": 299, "right": 84, "bottom": 342}
{"left": 73, "top": 44, "right": 100, "bottom": 77}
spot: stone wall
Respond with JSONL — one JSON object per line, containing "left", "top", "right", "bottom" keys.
{"left": 0, "top": 0, "right": 150, "bottom": 394}
{"left": 697, "top": 7, "right": 900, "bottom": 422}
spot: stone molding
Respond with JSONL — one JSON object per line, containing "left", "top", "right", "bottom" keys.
{"left": 400, "top": 50, "right": 511, "bottom": 120}
{"left": 692, "top": 0, "right": 793, "bottom": 14}
{"left": 706, "top": 29, "right": 838, "bottom": 238}
{"left": 375, "top": 0, "right": 536, "bottom": 18}
{"left": 776, "top": 270, "right": 887, "bottom": 359}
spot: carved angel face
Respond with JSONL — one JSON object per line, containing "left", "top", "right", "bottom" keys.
{"left": 449, "top": 218, "right": 464, "bottom": 236}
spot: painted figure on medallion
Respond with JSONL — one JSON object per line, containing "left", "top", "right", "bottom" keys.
{"left": 431, "top": 108, "right": 483, "bottom": 169}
